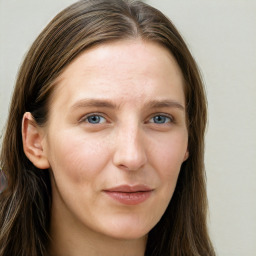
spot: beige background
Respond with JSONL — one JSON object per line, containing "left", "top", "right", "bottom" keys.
{"left": 0, "top": 0, "right": 255, "bottom": 255}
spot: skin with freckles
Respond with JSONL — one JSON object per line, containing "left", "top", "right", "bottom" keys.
{"left": 30, "top": 40, "right": 189, "bottom": 256}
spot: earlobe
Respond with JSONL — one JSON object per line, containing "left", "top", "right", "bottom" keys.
{"left": 22, "top": 112, "right": 50, "bottom": 169}
{"left": 183, "top": 150, "right": 189, "bottom": 162}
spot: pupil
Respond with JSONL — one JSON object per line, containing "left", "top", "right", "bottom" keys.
{"left": 89, "top": 116, "right": 99, "bottom": 123}
{"left": 154, "top": 116, "right": 165, "bottom": 123}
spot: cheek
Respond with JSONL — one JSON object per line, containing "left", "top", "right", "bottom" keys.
{"left": 46, "top": 131, "right": 110, "bottom": 184}
{"left": 148, "top": 131, "right": 188, "bottom": 175}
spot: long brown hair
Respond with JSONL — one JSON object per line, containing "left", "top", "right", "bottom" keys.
{"left": 0, "top": 0, "right": 215, "bottom": 255}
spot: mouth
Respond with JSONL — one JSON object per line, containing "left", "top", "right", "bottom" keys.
{"left": 103, "top": 185, "right": 154, "bottom": 205}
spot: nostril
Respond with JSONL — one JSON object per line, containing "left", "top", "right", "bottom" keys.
{"left": 119, "top": 164, "right": 141, "bottom": 172}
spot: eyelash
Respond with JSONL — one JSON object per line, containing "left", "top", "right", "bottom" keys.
{"left": 148, "top": 114, "right": 173, "bottom": 124}
{"left": 80, "top": 113, "right": 174, "bottom": 125}
{"left": 80, "top": 113, "right": 107, "bottom": 124}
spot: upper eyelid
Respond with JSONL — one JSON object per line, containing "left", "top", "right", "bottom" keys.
{"left": 78, "top": 112, "right": 175, "bottom": 122}
{"left": 79, "top": 112, "right": 108, "bottom": 123}
{"left": 148, "top": 113, "right": 174, "bottom": 121}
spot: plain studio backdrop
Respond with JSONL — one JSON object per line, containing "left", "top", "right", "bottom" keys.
{"left": 0, "top": 0, "right": 255, "bottom": 255}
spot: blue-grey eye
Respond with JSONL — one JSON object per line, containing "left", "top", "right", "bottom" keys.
{"left": 86, "top": 115, "right": 106, "bottom": 124}
{"left": 150, "top": 115, "right": 171, "bottom": 124}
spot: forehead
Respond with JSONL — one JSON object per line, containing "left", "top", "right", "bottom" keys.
{"left": 50, "top": 39, "right": 185, "bottom": 109}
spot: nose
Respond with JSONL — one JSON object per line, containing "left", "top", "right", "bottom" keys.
{"left": 112, "top": 124, "right": 147, "bottom": 171}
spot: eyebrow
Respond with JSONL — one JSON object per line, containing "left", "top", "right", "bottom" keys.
{"left": 70, "top": 99, "right": 185, "bottom": 111}
{"left": 146, "top": 100, "right": 185, "bottom": 111}
{"left": 71, "top": 99, "right": 117, "bottom": 110}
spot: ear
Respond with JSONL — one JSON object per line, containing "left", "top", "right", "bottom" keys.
{"left": 22, "top": 112, "right": 50, "bottom": 169}
{"left": 183, "top": 149, "right": 189, "bottom": 162}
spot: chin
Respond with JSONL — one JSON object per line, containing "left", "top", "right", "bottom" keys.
{"left": 101, "top": 221, "right": 152, "bottom": 241}
{"left": 109, "top": 230, "right": 148, "bottom": 241}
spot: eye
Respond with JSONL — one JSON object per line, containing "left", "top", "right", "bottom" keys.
{"left": 84, "top": 114, "right": 106, "bottom": 124}
{"left": 149, "top": 115, "right": 172, "bottom": 124}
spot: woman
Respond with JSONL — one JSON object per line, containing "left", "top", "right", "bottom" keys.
{"left": 0, "top": 0, "right": 215, "bottom": 255}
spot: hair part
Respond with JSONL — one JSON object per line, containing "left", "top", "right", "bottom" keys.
{"left": 0, "top": 1, "right": 215, "bottom": 255}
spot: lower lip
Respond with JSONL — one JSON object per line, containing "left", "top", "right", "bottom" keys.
{"left": 104, "top": 191, "right": 152, "bottom": 205}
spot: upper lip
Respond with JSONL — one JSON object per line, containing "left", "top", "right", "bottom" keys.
{"left": 104, "top": 185, "right": 153, "bottom": 193}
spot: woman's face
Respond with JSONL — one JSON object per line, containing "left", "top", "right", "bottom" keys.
{"left": 42, "top": 40, "right": 188, "bottom": 240}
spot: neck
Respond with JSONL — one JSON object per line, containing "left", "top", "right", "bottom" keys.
{"left": 49, "top": 230, "right": 147, "bottom": 256}
{"left": 48, "top": 199, "right": 147, "bottom": 256}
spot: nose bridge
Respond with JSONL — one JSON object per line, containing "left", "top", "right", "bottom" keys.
{"left": 113, "top": 121, "right": 147, "bottom": 171}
